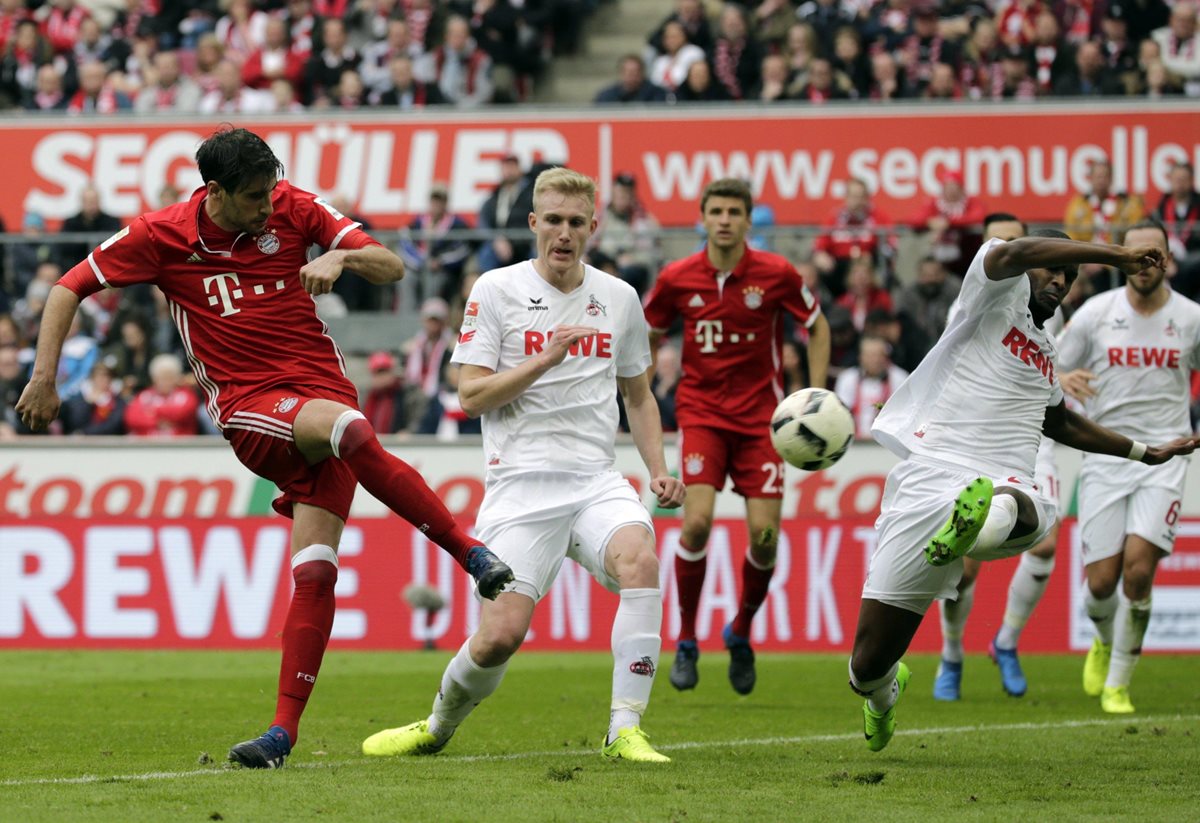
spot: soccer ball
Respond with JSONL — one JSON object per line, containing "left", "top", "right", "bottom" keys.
{"left": 769, "top": 388, "right": 854, "bottom": 471}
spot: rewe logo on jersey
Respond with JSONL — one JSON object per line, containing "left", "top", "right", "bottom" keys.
{"left": 524, "top": 330, "right": 612, "bottom": 358}
{"left": 1001, "top": 326, "right": 1055, "bottom": 385}
{"left": 1107, "top": 346, "right": 1181, "bottom": 368}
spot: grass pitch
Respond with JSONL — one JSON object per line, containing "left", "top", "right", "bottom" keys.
{"left": 2, "top": 650, "right": 1198, "bottom": 822}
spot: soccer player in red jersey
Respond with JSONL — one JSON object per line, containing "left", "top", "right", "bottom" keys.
{"left": 642, "top": 178, "right": 830, "bottom": 694}
{"left": 15, "top": 127, "right": 513, "bottom": 769}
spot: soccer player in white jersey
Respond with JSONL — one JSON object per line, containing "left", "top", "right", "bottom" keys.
{"left": 361, "top": 168, "right": 686, "bottom": 762}
{"left": 852, "top": 230, "right": 1198, "bottom": 752}
{"left": 934, "top": 215, "right": 1069, "bottom": 701}
{"left": 1057, "top": 221, "right": 1200, "bottom": 714}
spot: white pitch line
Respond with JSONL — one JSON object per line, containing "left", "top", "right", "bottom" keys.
{"left": 4, "top": 713, "right": 1196, "bottom": 787}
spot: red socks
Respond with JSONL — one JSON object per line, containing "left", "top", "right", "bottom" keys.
{"left": 731, "top": 554, "right": 775, "bottom": 638}
{"left": 335, "top": 414, "right": 475, "bottom": 567}
{"left": 273, "top": 547, "right": 338, "bottom": 746}
{"left": 674, "top": 538, "right": 707, "bottom": 643}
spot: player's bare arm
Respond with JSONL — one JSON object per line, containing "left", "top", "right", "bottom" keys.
{"left": 983, "top": 237, "right": 1166, "bottom": 282}
{"left": 300, "top": 244, "right": 405, "bottom": 294}
{"left": 14, "top": 284, "right": 82, "bottom": 431}
{"left": 457, "top": 324, "right": 599, "bottom": 417}
{"left": 805, "top": 312, "right": 831, "bottom": 388}
{"left": 1042, "top": 401, "right": 1200, "bottom": 464}
{"left": 618, "top": 370, "right": 685, "bottom": 509}
{"left": 1059, "top": 368, "right": 1098, "bottom": 401}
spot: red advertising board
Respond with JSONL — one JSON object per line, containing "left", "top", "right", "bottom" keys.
{"left": 14, "top": 515, "right": 1198, "bottom": 653}
{"left": 3, "top": 103, "right": 1196, "bottom": 231}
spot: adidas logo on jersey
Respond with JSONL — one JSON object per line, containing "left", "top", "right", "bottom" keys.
{"left": 187, "top": 252, "right": 204, "bottom": 263}
{"left": 688, "top": 294, "right": 705, "bottom": 308}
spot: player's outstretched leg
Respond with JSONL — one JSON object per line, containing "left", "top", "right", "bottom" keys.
{"left": 363, "top": 638, "right": 509, "bottom": 756}
{"left": 851, "top": 661, "right": 911, "bottom": 753}
{"left": 926, "top": 478, "right": 994, "bottom": 566}
{"left": 670, "top": 538, "right": 707, "bottom": 691}
{"left": 330, "top": 410, "right": 513, "bottom": 597}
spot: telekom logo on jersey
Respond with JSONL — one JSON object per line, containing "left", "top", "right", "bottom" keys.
{"left": 524, "top": 330, "right": 613, "bottom": 358}
{"left": 1000, "top": 327, "right": 1055, "bottom": 384}
{"left": 203, "top": 273, "right": 286, "bottom": 317}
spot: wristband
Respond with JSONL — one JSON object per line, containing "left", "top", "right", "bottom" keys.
{"left": 1127, "top": 441, "right": 1147, "bottom": 462}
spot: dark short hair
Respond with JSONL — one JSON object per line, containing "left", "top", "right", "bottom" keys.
{"left": 1029, "top": 228, "right": 1070, "bottom": 240}
{"left": 1122, "top": 219, "right": 1170, "bottom": 245}
{"left": 195, "top": 126, "right": 284, "bottom": 194}
{"left": 983, "top": 212, "right": 1026, "bottom": 233}
{"left": 700, "top": 178, "right": 753, "bottom": 214}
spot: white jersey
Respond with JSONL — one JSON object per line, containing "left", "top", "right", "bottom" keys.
{"left": 872, "top": 238, "right": 1064, "bottom": 479}
{"left": 451, "top": 260, "right": 651, "bottom": 477}
{"left": 1057, "top": 287, "right": 1200, "bottom": 443}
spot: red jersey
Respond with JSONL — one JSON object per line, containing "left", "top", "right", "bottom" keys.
{"left": 59, "top": 181, "right": 378, "bottom": 429}
{"left": 643, "top": 245, "right": 820, "bottom": 435}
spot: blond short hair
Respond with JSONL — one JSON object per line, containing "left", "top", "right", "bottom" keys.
{"left": 532, "top": 167, "right": 596, "bottom": 214}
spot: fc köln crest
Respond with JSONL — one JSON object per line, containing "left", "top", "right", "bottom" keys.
{"left": 586, "top": 294, "right": 607, "bottom": 316}
{"left": 743, "top": 286, "right": 764, "bottom": 309}
{"left": 257, "top": 232, "right": 280, "bottom": 254}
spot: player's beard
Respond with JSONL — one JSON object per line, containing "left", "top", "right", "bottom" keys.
{"left": 1128, "top": 268, "right": 1165, "bottom": 296}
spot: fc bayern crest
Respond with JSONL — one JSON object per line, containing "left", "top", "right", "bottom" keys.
{"left": 743, "top": 286, "right": 764, "bottom": 309}
{"left": 257, "top": 232, "right": 280, "bottom": 255}
{"left": 684, "top": 453, "right": 705, "bottom": 476}
{"left": 275, "top": 396, "right": 299, "bottom": 413}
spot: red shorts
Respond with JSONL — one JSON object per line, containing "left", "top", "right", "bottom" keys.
{"left": 223, "top": 388, "right": 359, "bottom": 522}
{"left": 678, "top": 425, "right": 785, "bottom": 499}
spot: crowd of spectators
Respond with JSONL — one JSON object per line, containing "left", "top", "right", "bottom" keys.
{"left": 1, "top": 0, "right": 600, "bottom": 113}
{"left": 594, "top": 0, "right": 1200, "bottom": 105}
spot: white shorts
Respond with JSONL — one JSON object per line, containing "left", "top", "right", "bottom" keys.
{"left": 1078, "top": 455, "right": 1188, "bottom": 564}
{"left": 864, "top": 458, "right": 1057, "bottom": 615}
{"left": 475, "top": 469, "right": 654, "bottom": 601}
{"left": 1033, "top": 437, "right": 1061, "bottom": 514}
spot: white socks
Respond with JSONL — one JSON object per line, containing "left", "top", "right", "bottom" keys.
{"left": 1107, "top": 593, "right": 1151, "bottom": 689}
{"left": 428, "top": 639, "right": 508, "bottom": 740}
{"left": 848, "top": 660, "right": 901, "bottom": 714}
{"left": 608, "top": 588, "right": 662, "bottom": 744}
{"left": 965, "top": 495, "right": 1021, "bottom": 560}
{"left": 939, "top": 580, "right": 976, "bottom": 663}
{"left": 995, "top": 553, "right": 1055, "bottom": 650}
{"left": 1085, "top": 587, "right": 1119, "bottom": 646}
